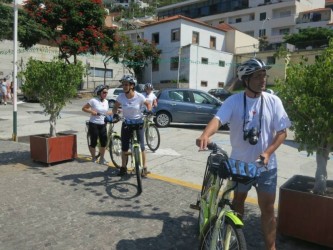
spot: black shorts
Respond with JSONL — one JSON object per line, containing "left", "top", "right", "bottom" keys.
{"left": 121, "top": 123, "right": 145, "bottom": 152}
{"left": 88, "top": 122, "right": 107, "bottom": 148}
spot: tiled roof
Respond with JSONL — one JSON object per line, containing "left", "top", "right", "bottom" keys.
{"left": 144, "top": 15, "right": 228, "bottom": 32}
{"left": 215, "top": 23, "right": 237, "bottom": 31}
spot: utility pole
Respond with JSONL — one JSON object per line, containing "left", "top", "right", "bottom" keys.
{"left": 12, "top": 0, "right": 18, "bottom": 142}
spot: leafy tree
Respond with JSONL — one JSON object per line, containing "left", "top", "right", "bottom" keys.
{"left": 284, "top": 27, "right": 333, "bottom": 49}
{"left": 20, "top": 58, "right": 84, "bottom": 137}
{"left": 278, "top": 39, "right": 333, "bottom": 194}
{"left": 100, "top": 31, "right": 160, "bottom": 83}
{"left": 0, "top": 1, "right": 14, "bottom": 40}
{"left": 21, "top": 0, "right": 107, "bottom": 64}
{"left": 259, "top": 35, "right": 269, "bottom": 51}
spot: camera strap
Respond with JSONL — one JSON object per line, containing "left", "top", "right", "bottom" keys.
{"left": 243, "top": 92, "right": 264, "bottom": 134}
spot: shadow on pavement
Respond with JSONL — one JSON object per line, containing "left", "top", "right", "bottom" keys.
{"left": 87, "top": 210, "right": 198, "bottom": 250}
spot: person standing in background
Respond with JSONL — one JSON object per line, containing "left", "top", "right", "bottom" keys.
{"left": 1, "top": 78, "right": 8, "bottom": 105}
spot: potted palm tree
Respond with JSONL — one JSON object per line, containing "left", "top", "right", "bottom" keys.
{"left": 21, "top": 58, "right": 84, "bottom": 165}
{"left": 277, "top": 40, "right": 333, "bottom": 248}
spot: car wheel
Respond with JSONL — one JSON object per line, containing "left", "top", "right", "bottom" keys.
{"left": 155, "top": 112, "right": 171, "bottom": 128}
{"left": 108, "top": 100, "right": 115, "bottom": 108}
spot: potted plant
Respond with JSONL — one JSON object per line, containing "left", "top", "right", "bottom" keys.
{"left": 277, "top": 39, "right": 333, "bottom": 247}
{"left": 21, "top": 58, "right": 84, "bottom": 165}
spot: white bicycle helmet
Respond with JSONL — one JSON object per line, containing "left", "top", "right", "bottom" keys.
{"left": 119, "top": 75, "right": 137, "bottom": 86}
{"left": 94, "top": 85, "right": 109, "bottom": 96}
{"left": 144, "top": 83, "right": 154, "bottom": 90}
{"left": 237, "top": 58, "right": 271, "bottom": 80}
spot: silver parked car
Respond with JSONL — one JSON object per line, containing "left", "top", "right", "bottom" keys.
{"left": 154, "top": 88, "right": 225, "bottom": 128}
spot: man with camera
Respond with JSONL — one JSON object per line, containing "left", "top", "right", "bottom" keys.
{"left": 196, "top": 58, "right": 291, "bottom": 250}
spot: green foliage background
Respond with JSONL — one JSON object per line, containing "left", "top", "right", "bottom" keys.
{"left": 278, "top": 40, "right": 333, "bottom": 155}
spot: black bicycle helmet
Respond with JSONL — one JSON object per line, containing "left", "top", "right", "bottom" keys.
{"left": 94, "top": 85, "right": 109, "bottom": 96}
{"left": 119, "top": 75, "right": 137, "bottom": 86}
{"left": 237, "top": 58, "right": 271, "bottom": 80}
{"left": 144, "top": 83, "right": 154, "bottom": 90}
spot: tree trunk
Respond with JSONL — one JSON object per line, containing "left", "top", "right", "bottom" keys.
{"left": 313, "top": 147, "right": 329, "bottom": 194}
{"left": 49, "top": 114, "right": 57, "bottom": 137}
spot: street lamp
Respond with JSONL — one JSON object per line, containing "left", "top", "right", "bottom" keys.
{"left": 12, "top": 0, "right": 18, "bottom": 141}
{"left": 260, "top": 18, "right": 270, "bottom": 37}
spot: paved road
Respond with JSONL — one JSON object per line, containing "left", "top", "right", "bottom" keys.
{"left": 0, "top": 98, "right": 332, "bottom": 249}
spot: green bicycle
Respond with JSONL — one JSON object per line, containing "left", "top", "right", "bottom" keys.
{"left": 120, "top": 117, "right": 145, "bottom": 194}
{"left": 191, "top": 142, "right": 264, "bottom": 250}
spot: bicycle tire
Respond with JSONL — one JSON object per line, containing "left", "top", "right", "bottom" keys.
{"left": 109, "top": 135, "right": 122, "bottom": 168}
{"left": 86, "top": 129, "right": 100, "bottom": 160}
{"left": 145, "top": 124, "right": 160, "bottom": 152}
{"left": 133, "top": 146, "right": 143, "bottom": 194}
{"left": 200, "top": 216, "right": 247, "bottom": 250}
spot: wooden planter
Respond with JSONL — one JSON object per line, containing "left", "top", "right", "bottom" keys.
{"left": 278, "top": 175, "right": 333, "bottom": 248}
{"left": 30, "top": 133, "right": 77, "bottom": 165}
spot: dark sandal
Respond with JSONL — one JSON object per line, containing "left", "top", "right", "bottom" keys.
{"left": 117, "top": 167, "right": 127, "bottom": 176}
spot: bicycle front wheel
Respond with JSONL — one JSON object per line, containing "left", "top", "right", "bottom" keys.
{"left": 109, "top": 134, "right": 122, "bottom": 168}
{"left": 133, "top": 146, "right": 143, "bottom": 194}
{"left": 200, "top": 216, "right": 247, "bottom": 250}
{"left": 145, "top": 124, "right": 160, "bottom": 152}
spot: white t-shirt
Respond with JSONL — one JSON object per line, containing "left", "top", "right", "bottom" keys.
{"left": 143, "top": 92, "right": 157, "bottom": 106}
{"left": 117, "top": 92, "right": 146, "bottom": 119}
{"left": 88, "top": 98, "right": 109, "bottom": 125}
{"left": 215, "top": 91, "right": 291, "bottom": 170}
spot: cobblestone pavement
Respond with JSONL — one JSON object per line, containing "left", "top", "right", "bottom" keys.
{"left": 0, "top": 141, "right": 329, "bottom": 250}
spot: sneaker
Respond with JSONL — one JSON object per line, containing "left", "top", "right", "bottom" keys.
{"left": 4, "top": 102, "right": 7, "bottom": 105}
{"left": 98, "top": 158, "right": 108, "bottom": 165}
{"left": 117, "top": 167, "right": 127, "bottom": 176}
{"left": 91, "top": 157, "right": 97, "bottom": 163}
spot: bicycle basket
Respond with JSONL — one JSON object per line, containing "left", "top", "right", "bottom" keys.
{"left": 227, "top": 159, "right": 259, "bottom": 183}
{"left": 209, "top": 153, "right": 231, "bottom": 179}
{"left": 104, "top": 115, "right": 113, "bottom": 123}
{"left": 124, "top": 118, "right": 144, "bottom": 129}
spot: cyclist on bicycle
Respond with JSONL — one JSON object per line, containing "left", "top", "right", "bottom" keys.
{"left": 142, "top": 83, "right": 157, "bottom": 109}
{"left": 112, "top": 75, "right": 152, "bottom": 177}
{"left": 196, "top": 58, "right": 291, "bottom": 250}
{"left": 82, "top": 85, "right": 113, "bottom": 165}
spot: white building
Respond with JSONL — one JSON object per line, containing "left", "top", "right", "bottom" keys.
{"left": 111, "top": 0, "right": 149, "bottom": 9}
{"left": 125, "top": 15, "right": 259, "bottom": 91}
{"left": 157, "top": 0, "right": 331, "bottom": 47}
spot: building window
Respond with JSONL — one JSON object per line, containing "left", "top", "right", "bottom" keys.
{"left": 259, "top": 29, "right": 266, "bottom": 37}
{"left": 235, "top": 18, "right": 241, "bottom": 23}
{"left": 152, "top": 32, "right": 159, "bottom": 44}
{"left": 170, "top": 56, "right": 179, "bottom": 70}
{"left": 152, "top": 60, "right": 159, "bottom": 71}
{"left": 201, "top": 58, "right": 208, "bottom": 64}
{"left": 218, "top": 82, "right": 224, "bottom": 88}
{"left": 267, "top": 56, "right": 275, "bottom": 65}
{"left": 219, "top": 60, "right": 225, "bottom": 67}
{"left": 210, "top": 36, "right": 216, "bottom": 49}
{"left": 201, "top": 81, "right": 208, "bottom": 87}
{"left": 279, "top": 28, "right": 290, "bottom": 35}
{"left": 192, "top": 31, "right": 199, "bottom": 44}
{"left": 171, "top": 28, "right": 180, "bottom": 42}
{"left": 91, "top": 67, "right": 113, "bottom": 78}
{"left": 260, "top": 12, "right": 267, "bottom": 21}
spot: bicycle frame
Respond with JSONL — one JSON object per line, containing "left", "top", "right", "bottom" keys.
{"left": 129, "top": 128, "right": 143, "bottom": 170}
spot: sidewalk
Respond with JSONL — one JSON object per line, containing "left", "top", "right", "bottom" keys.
{"left": 0, "top": 140, "right": 329, "bottom": 250}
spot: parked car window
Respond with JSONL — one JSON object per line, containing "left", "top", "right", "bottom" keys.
{"left": 169, "top": 90, "right": 184, "bottom": 102}
{"left": 114, "top": 89, "right": 123, "bottom": 95}
{"left": 193, "top": 91, "right": 216, "bottom": 105}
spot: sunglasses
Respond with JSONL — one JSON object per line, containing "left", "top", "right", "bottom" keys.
{"left": 101, "top": 91, "right": 108, "bottom": 94}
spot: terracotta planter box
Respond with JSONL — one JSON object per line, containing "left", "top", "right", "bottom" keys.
{"left": 30, "top": 133, "right": 77, "bottom": 164}
{"left": 278, "top": 175, "right": 333, "bottom": 248}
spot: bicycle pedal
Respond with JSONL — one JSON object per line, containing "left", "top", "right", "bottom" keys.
{"left": 190, "top": 203, "right": 200, "bottom": 210}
